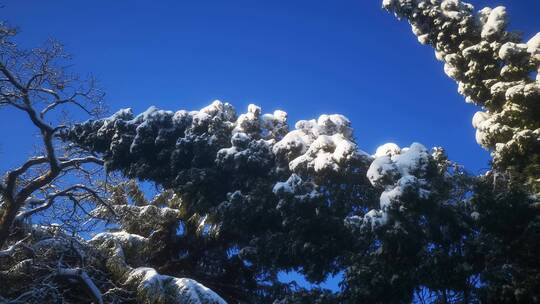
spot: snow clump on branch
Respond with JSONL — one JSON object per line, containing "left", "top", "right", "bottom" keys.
{"left": 348, "top": 143, "right": 437, "bottom": 230}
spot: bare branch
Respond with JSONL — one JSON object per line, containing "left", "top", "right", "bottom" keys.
{"left": 0, "top": 62, "right": 26, "bottom": 92}
{"left": 16, "top": 192, "right": 69, "bottom": 221}
{"left": 24, "top": 72, "right": 45, "bottom": 89}
{"left": 38, "top": 87, "right": 96, "bottom": 118}
{"left": 16, "top": 184, "right": 116, "bottom": 221}
{"left": 5, "top": 156, "right": 49, "bottom": 193}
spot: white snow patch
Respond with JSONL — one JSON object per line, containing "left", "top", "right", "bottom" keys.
{"left": 126, "top": 267, "right": 227, "bottom": 304}
{"left": 361, "top": 143, "right": 433, "bottom": 230}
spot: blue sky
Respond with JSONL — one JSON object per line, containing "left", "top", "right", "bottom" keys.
{"left": 2, "top": 0, "right": 540, "bottom": 291}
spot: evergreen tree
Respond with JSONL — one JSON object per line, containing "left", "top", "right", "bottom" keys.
{"left": 2, "top": 0, "right": 540, "bottom": 303}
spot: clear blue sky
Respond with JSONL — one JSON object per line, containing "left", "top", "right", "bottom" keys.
{"left": 2, "top": 0, "right": 540, "bottom": 291}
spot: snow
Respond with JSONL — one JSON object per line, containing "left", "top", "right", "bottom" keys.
{"left": 472, "top": 111, "right": 490, "bottom": 130}
{"left": 507, "top": 82, "right": 539, "bottom": 99}
{"left": 97, "top": 108, "right": 134, "bottom": 138}
{"left": 273, "top": 174, "right": 303, "bottom": 195}
{"left": 368, "top": 143, "right": 428, "bottom": 187}
{"left": 499, "top": 42, "right": 528, "bottom": 61}
{"left": 93, "top": 231, "right": 147, "bottom": 244}
{"left": 444, "top": 63, "right": 460, "bottom": 79}
{"left": 216, "top": 135, "right": 274, "bottom": 172}
{"left": 364, "top": 209, "right": 388, "bottom": 229}
{"left": 233, "top": 103, "right": 261, "bottom": 136}
{"left": 374, "top": 143, "right": 401, "bottom": 158}
{"left": 261, "top": 110, "right": 288, "bottom": 140}
{"left": 273, "top": 129, "right": 313, "bottom": 161}
{"left": 381, "top": 0, "right": 392, "bottom": 9}
{"left": 232, "top": 104, "right": 288, "bottom": 140}
{"left": 215, "top": 104, "right": 291, "bottom": 172}
{"left": 184, "top": 100, "right": 237, "bottom": 130}
{"left": 393, "top": 143, "right": 429, "bottom": 176}
{"left": 92, "top": 204, "right": 181, "bottom": 237}
{"left": 74, "top": 101, "right": 369, "bottom": 190}
{"left": 361, "top": 143, "right": 432, "bottom": 230}
{"left": 527, "top": 33, "right": 540, "bottom": 61}
{"left": 270, "top": 111, "right": 368, "bottom": 208}
{"left": 441, "top": 0, "right": 470, "bottom": 20}
{"left": 317, "top": 114, "right": 353, "bottom": 138}
{"left": 480, "top": 6, "right": 507, "bottom": 39}
{"left": 196, "top": 214, "right": 209, "bottom": 235}
{"left": 91, "top": 231, "right": 227, "bottom": 303}
{"left": 288, "top": 134, "right": 358, "bottom": 173}
{"left": 367, "top": 155, "right": 398, "bottom": 187}
{"left": 273, "top": 113, "right": 368, "bottom": 174}
{"left": 125, "top": 267, "right": 227, "bottom": 304}
{"left": 198, "top": 100, "right": 236, "bottom": 121}
{"left": 472, "top": 110, "right": 516, "bottom": 148}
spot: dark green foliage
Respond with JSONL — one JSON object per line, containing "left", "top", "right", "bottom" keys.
{"left": 471, "top": 178, "right": 540, "bottom": 303}
{"left": 61, "top": 103, "right": 374, "bottom": 302}
{"left": 61, "top": 100, "right": 540, "bottom": 303}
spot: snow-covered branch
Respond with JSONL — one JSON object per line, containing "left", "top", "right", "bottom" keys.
{"left": 383, "top": 0, "right": 540, "bottom": 191}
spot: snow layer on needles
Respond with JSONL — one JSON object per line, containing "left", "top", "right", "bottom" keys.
{"left": 91, "top": 231, "right": 227, "bottom": 304}
{"left": 480, "top": 6, "right": 507, "bottom": 39}
{"left": 273, "top": 174, "right": 303, "bottom": 195}
{"left": 362, "top": 143, "right": 431, "bottom": 230}
{"left": 126, "top": 267, "right": 227, "bottom": 304}
{"left": 273, "top": 113, "right": 368, "bottom": 174}
{"left": 93, "top": 231, "right": 148, "bottom": 247}
{"left": 528, "top": 33, "right": 540, "bottom": 63}
{"left": 190, "top": 100, "right": 236, "bottom": 126}
{"left": 367, "top": 143, "right": 429, "bottom": 187}
{"left": 232, "top": 103, "right": 288, "bottom": 140}
{"left": 216, "top": 104, "right": 287, "bottom": 171}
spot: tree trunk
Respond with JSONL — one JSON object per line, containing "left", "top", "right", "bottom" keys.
{"left": 0, "top": 196, "right": 19, "bottom": 249}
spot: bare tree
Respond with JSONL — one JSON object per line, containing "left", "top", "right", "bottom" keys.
{"left": 0, "top": 20, "right": 106, "bottom": 249}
